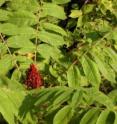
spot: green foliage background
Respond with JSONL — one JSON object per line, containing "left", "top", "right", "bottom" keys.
{"left": 0, "top": 0, "right": 117, "bottom": 124}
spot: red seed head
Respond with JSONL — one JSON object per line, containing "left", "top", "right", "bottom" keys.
{"left": 25, "top": 64, "right": 43, "bottom": 89}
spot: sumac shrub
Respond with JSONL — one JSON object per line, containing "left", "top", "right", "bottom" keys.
{"left": 0, "top": 0, "right": 117, "bottom": 124}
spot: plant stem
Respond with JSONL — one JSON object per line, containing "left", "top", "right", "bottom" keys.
{"left": 34, "top": 1, "right": 43, "bottom": 64}
{"left": 35, "top": 25, "right": 39, "bottom": 63}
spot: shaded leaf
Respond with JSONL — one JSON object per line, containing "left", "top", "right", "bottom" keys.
{"left": 53, "top": 105, "right": 73, "bottom": 124}
{"left": 96, "top": 109, "right": 110, "bottom": 124}
{"left": 67, "top": 65, "right": 81, "bottom": 88}
{"left": 38, "top": 31, "right": 65, "bottom": 47}
{"left": 42, "top": 22, "right": 67, "bottom": 36}
{"left": 0, "top": 55, "right": 14, "bottom": 75}
{"left": 0, "top": 9, "right": 11, "bottom": 21}
{"left": 80, "top": 108, "right": 100, "bottom": 124}
{"left": 92, "top": 52, "right": 116, "bottom": 83}
{"left": 81, "top": 55, "right": 101, "bottom": 87}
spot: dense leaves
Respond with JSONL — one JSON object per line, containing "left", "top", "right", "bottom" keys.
{"left": 0, "top": 0, "right": 117, "bottom": 124}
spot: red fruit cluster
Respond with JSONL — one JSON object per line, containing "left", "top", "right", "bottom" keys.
{"left": 25, "top": 64, "right": 43, "bottom": 89}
